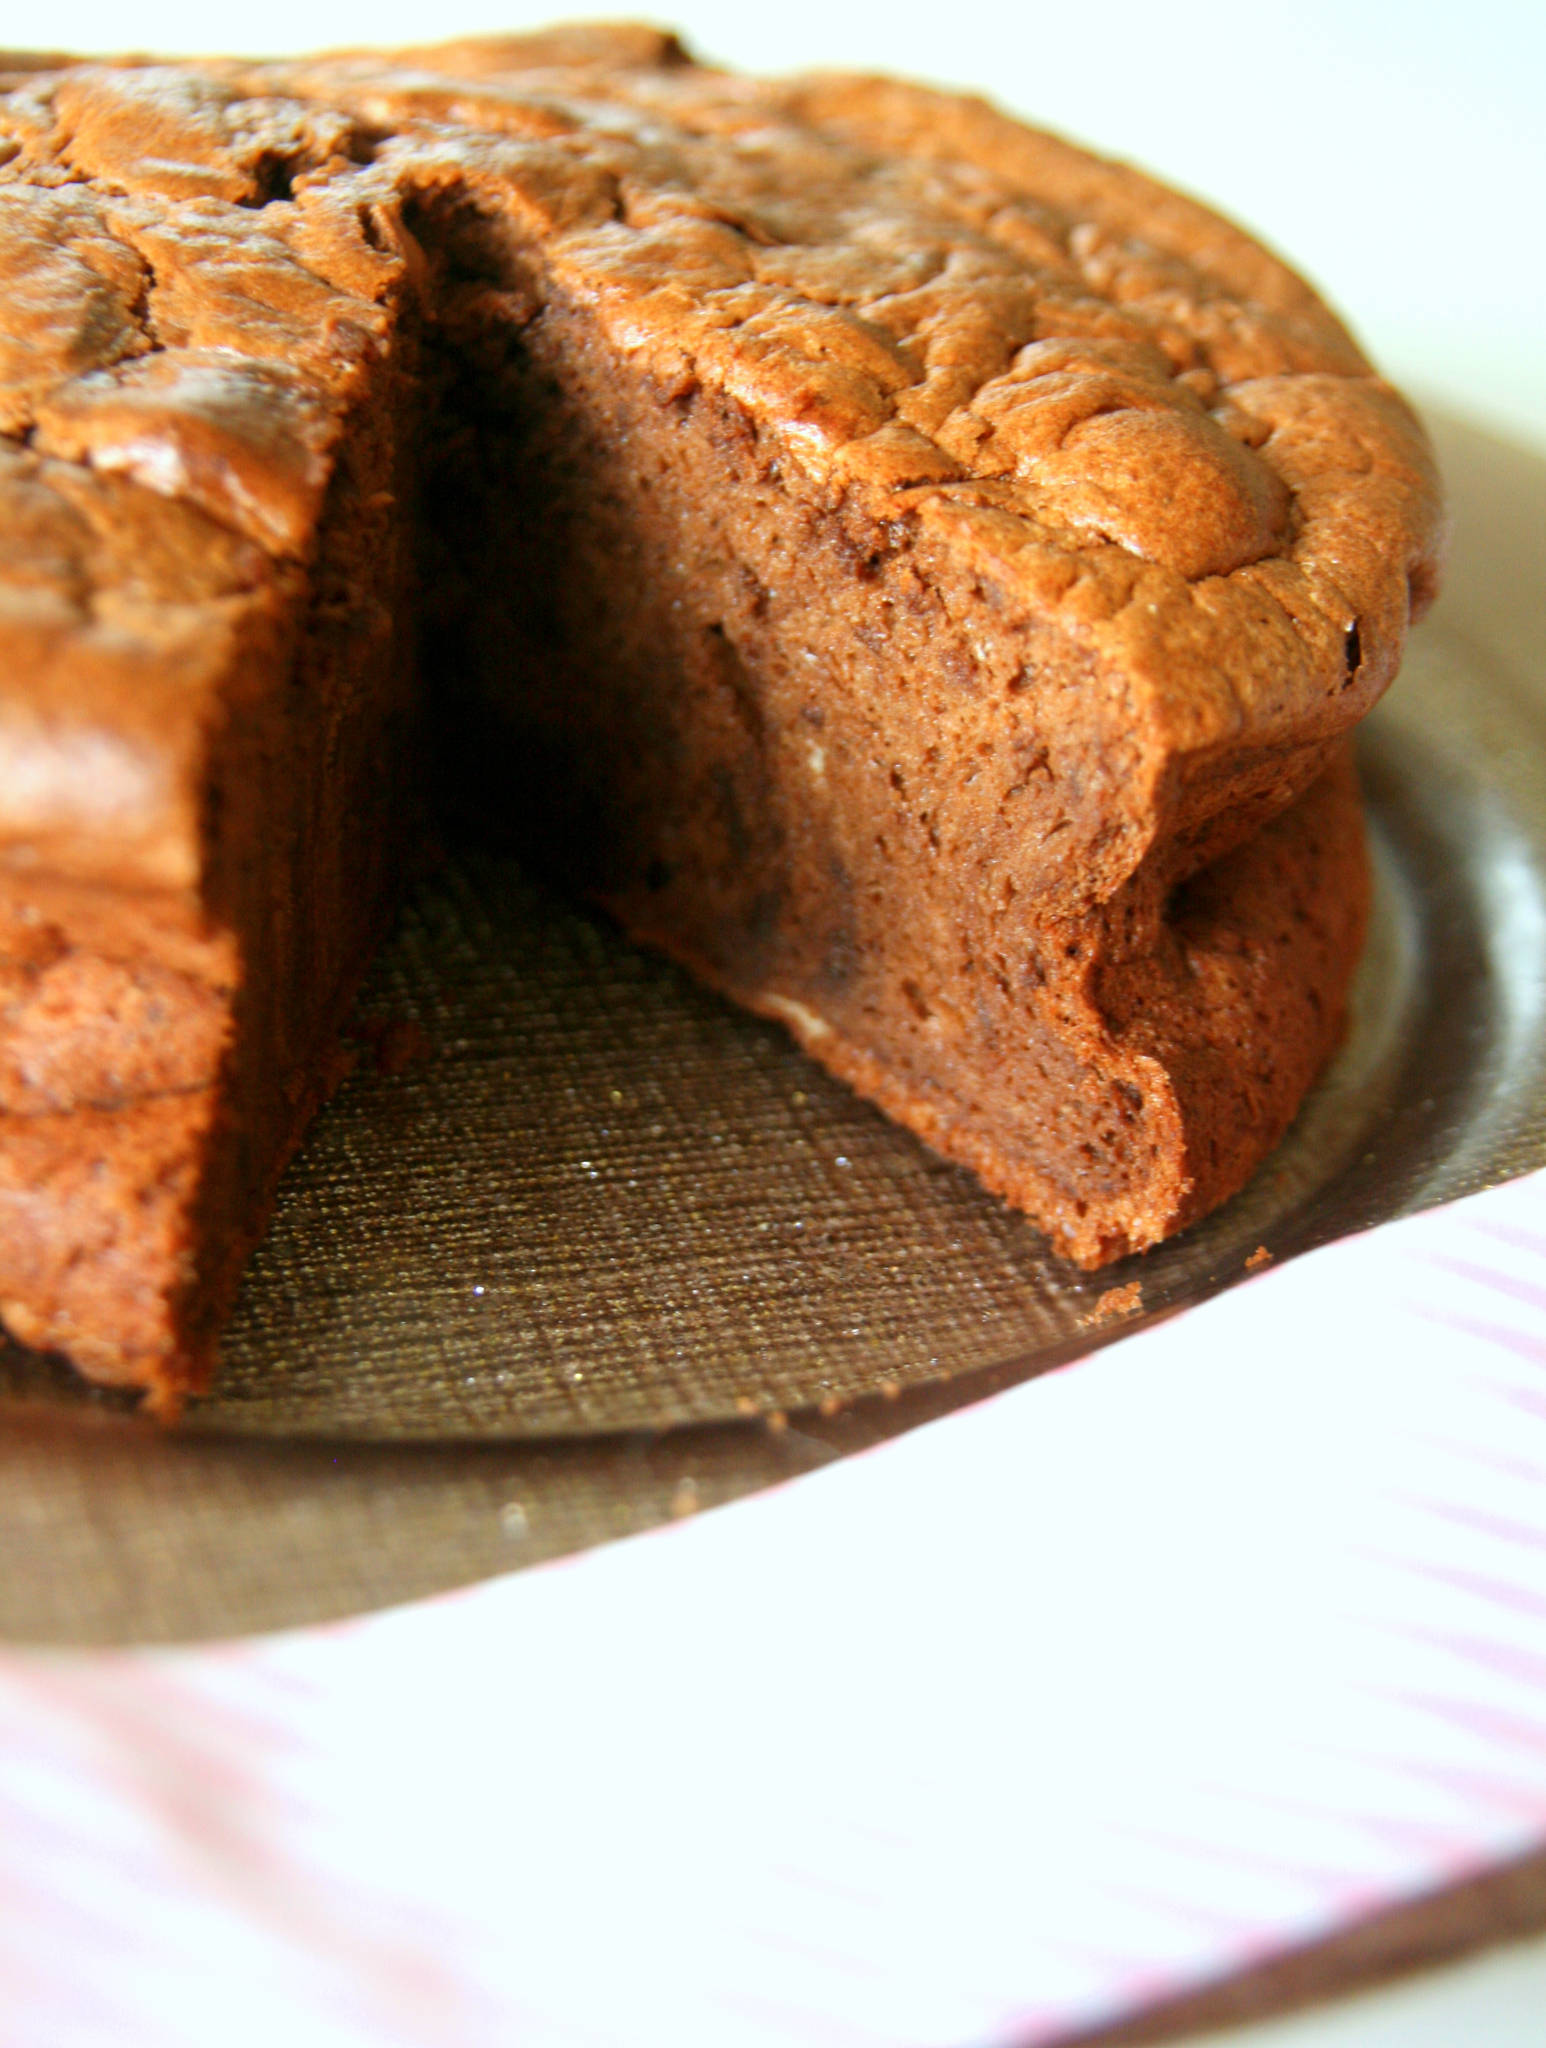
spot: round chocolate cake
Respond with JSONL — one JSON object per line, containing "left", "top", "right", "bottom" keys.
{"left": 0, "top": 25, "right": 1444, "bottom": 1404}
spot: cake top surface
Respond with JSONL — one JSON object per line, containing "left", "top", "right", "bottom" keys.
{"left": 0, "top": 25, "right": 1443, "bottom": 895}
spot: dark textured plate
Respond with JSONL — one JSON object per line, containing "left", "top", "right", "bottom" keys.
{"left": 2, "top": 410, "right": 1543, "bottom": 1644}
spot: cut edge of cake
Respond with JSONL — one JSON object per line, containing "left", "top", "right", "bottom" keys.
{"left": 0, "top": 29, "right": 1443, "bottom": 1404}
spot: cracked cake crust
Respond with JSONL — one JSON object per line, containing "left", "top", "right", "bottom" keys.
{"left": 0, "top": 27, "right": 1443, "bottom": 1400}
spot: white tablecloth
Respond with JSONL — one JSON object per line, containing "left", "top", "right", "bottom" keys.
{"left": 6, "top": 1172, "right": 1546, "bottom": 2046}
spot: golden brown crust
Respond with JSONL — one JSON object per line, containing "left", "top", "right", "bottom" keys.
{"left": 0, "top": 33, "right": 1441, "bottom": 899}
{"left": 0, "top": 29, "right": 1442, "bottom": 1395}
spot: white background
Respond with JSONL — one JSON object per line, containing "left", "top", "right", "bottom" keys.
{"left": 22, "top": 0, "right": 1546, "bottom": 453}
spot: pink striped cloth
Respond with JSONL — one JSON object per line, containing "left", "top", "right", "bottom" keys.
{"left": 5, "top": 1171, "right": 1546, "bottom": 2047}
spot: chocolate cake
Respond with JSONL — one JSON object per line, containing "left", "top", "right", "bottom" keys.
{"left": 0, "top": 27, "right": 1444, "bottom": 1407}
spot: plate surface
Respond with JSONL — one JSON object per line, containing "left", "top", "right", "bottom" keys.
{"left": 2, "top": 410, "right": 1543, "bottom": 1643}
